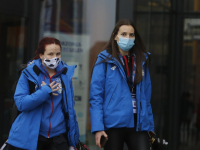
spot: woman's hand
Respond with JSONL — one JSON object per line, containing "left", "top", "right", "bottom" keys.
{"left": 95, "top": 131, "right": 108, "bottom": 148}
{"left": 41, "top": 81, "right": 60, "bottom": 96}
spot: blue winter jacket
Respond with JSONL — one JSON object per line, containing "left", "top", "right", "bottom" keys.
{"left": 89, "top": 50, "right": 154, "bottom": 133}
{"left": 7, "top": 59, "right": 79, "bottom": 150}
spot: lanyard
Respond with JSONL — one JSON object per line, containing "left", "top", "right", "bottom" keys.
{"left": 119, "top": 53, "right": 136, "bottom": 92}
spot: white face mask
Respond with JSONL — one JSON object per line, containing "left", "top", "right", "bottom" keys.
{"left": 43, "top": 57, "right": 61, "bottom": 69}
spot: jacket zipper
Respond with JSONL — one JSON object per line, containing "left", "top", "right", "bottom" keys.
{"left": 113, "top": 59, "right": 140, "bottom": 130}
{"left": 41, "top": 65, "right": 65, "bottom": 138}
{"left": 40, "top": 65, "right": 54, "bottom": 138}
{"left": 47, "top": 77, "right": 55, "bottom": 138}
{"left": 113, "top": 61, "right": 138, "bottom": 130}
{"left": 113, "top": 58, "right": 142, "bottom": 131}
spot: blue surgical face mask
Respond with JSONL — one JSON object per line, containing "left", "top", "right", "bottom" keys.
{"left": 117, "top": 36, "right": 135, "bottom": 51}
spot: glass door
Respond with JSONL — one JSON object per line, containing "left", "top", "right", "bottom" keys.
{"left": 179, "top": 17, "right": 200, "bottom": 150}
{"left": 0, "top": 14, "right": 28, "bottom": 145}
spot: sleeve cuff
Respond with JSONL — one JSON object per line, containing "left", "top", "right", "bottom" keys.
{"left": 42, "top": 85, "right": 52, "bottom": 94}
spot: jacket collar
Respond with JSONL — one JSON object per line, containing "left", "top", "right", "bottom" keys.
{"left": 24, "top": 59, "right": 68, "bottom": 82}
{"left": 30, "top": 58, "right": 66, "bottom": 77}
{"left": 98, "top": 50, "right": 150, "bottom": 66}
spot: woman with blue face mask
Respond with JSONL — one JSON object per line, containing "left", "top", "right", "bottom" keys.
{"left": 89, "top": 19, "right": 154, "bottom": 150}
{"left": 6, "top": 37, "right": 79, "bottom": 150}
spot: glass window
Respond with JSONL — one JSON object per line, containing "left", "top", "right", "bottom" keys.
{"left": 135, "top": 0, "right": 200, "bottom": 148}
{"left": 184, "top": 0, "right": 200, "bottom": 12}
{"left": 136, "top": 0, "right": 171, "bottom": 12}
{"left": 0, "top": 13, "right": 28, "bottom": 144}
{"left": 180, "top": 18, "right": 200, "bottom": 148}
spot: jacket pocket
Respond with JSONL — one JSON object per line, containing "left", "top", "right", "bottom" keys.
{"left": 140, "top": 100, "right": 147, "bottom": 116}
{"left": 139, "top": 100, "right": 150, "bottom": 129}
{"left": 12, "top": 113, "right": 23, "bottom": 133}
{"left": 104, "top": 83, "right": 118, "bottom": 111}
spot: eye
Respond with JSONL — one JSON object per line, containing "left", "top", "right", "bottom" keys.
{"left": 56, "top": 52, "right": 61, "bottom": 56}
{"left": 49, "top": 53, "right": 53, "bottom": 56}
{"left": 130, "top": 33, "right": 135, "bottom": 37}
{"left": 121, "top": 32, "right": 126, "bottom": 36}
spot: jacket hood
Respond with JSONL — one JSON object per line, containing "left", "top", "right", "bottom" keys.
{"left": 98, "top": 50, "right": 150, "bottom": 66}
{"left": 27, "top": 58, "right": 66, "bottom": 77}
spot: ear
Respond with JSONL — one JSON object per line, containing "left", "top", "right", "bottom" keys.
{"left": 39, "top": 54, "right": 43, "bottom": 59}
{"left": 114, "top": 34, "right": 118, "bottom": 41}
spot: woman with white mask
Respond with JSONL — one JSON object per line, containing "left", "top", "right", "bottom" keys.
{"left": 6, "top": 37, "right": 79, "bottom": 150}
{"left": 89, "top": 19, "right": 155, "bottom": 150}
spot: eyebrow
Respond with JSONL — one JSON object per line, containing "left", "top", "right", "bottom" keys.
{"left": 121, "top": 31, "right": 134, "bottom": 33}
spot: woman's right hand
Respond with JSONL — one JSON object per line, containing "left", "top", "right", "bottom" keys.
{"left": 95, "top": 131, "right": 108, "bottom": 148}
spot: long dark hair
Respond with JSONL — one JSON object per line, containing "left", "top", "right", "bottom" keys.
{"left": 102, "top": 19, "right": 150, "bottom": 84}
{"left": 31, "top": 37, "right": 61, "bottom": 60}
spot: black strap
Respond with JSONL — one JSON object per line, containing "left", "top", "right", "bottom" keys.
{"left": 61, "top": 78, "right": 69, "bottom": 120}
{"left": 62, "top": 68, "right": 68, "bottom": 74}
{"left": 33, "top": 65, "right": 41, "bottom": 76}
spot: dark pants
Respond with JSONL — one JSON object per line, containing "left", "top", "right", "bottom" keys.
{"left": 6, "top": 133, "right": 69, "bottom": 150}
{"left": 104, "top": 128, "right": 150, "bottom": 150}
